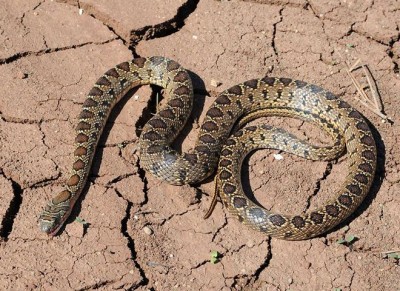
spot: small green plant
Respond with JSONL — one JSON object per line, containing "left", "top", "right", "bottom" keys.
{"left": 210, "top": 250, "right": 221, "bottom": 264}
{"left": 387, "top": 252, "right": 400, "bottom": 259}
{"left": 336, "top": 235, "right": 357, "bottom": 246}
{"left": 75, "top": 217, "right": 88, "bottom": 225}
{"left": 333, "top": 288, "right": 342, "bottom": 291}
{"left": 346, "top": 43, "right": 355, "bottom": 48}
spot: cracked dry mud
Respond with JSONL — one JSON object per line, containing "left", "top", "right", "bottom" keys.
{"left": 0, "top": 0, "right": 399, "bottom": 290}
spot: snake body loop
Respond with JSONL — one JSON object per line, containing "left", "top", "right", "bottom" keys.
{"left": 39, "top": 56, "right": 376, "bottom": 239}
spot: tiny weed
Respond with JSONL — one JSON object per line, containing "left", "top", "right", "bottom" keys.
{"left": 210, "top": 250, "right": 221, "bottom": 264}
{"left": 337, "top": 235, "right": 357, "bottom": 246}
{"left": 75, "top": 217, "right": 88, "bottom": 225}
{"left": 387, "top": 253, "right": 400, "bottom": 259}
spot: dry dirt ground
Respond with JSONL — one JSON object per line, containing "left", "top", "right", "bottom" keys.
{"left": 0, "top": 0, "right": 399, "bottom": 290}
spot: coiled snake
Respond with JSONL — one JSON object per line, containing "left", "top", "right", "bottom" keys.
{"left": 39, "top": 56, "right": 376, "bottom": 240}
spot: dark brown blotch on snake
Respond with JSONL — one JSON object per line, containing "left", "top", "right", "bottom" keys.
{"left": 96, "top": 76, "right": 112, "bottom": 87}
{"left": 216, "top": 95, "right": 232, "bottom": 105}
{"left": 292, "top": 216, "right": 306, "bottom": 229}
{"left": 233, "top": 196, "right": 247, "bottom": 208}
{"left": 325, "top": 204, "right": 340, "bottom": 217}
{"left": 223, "top": 183, "right": 236, "bottom": 194}
{"left": 88, "top": 87, "right": 103, "bottom": 97}
{"left": 73, "top": 160, "right": 85, "bottom": 171}
{"left": 338, "top": 194, "right": 353, "bottom": 207}
{"left": 269, "top": 214, "right": 286, "bottom": 226}
{"left": 346, "top": 184, "right": 362, "bottom": 196}
{"left": 52, "top": 190, "right": 71, "bottom": 204}
{"left": 75, "top": 133, "right": 89, "bottom": 143}
{"left": 76, "top": 121, "right": 91, "bottom": 131}
{"left": 116, "top": 62, "right": 131, "bottom": 72}
{"left": 310, "top": 212, "right": 324, "bottom": 224}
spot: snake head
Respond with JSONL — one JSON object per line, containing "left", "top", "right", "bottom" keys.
{"left": 38, "top": 203, "right": 69, "bottom": 236}
{"left": 39, "top": 217, "right": 58, "bottom": 235}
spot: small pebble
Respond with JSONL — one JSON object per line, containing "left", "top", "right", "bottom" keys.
{"left": 79, "top": 8, "right": 84, "bottom": 15}
{"left": 273, "top": 153, "right": 283, "bottom": 160}
{"left": 134, "top": 94, "right": 140, "bottom": 100}
{"left": 288, "top": 278, "right": 293, "bottom": 284}
{"left": 16, "top": 71, "right": 28, "bottom": 79}
{"left": 143, "top": 226, "right": 153, "bottom": 235}
{"left": 192, "top": 35, "right": 198, "bottom": 40}
{"left": 246, "top": 240, "right": 255, "bottom": 248}
{"left": 210, "top": 79, "right": 222, "bottom": 87}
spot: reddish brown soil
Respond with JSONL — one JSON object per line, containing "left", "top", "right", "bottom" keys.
{"left": 0, "top": 0, "right": 399, "bottom": 290}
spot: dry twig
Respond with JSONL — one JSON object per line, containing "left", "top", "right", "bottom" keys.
{"left": 344, "top": 58, "right": 391, "bottom": 122}
{"left": 380, "top": 250, "right": 400, "bottom": 255}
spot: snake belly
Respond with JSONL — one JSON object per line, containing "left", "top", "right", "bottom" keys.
{"left": 38, "top": 56, "right": 376, "bottom": 239}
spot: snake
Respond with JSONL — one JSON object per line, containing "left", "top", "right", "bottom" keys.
{"left": 38, "top": 56, "right": 376, "bottom": 240}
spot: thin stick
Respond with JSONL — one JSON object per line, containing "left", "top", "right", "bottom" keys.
{"left": 357, "top": 97, "right": 389, "bottom": 120}
{"left": 349, "top": 58, "right": 361, "bottom": 72}
{"left": 380, "top": 250, "right": 400, "bottom": 255}
{"left": 363, "top": 65, "right": 382, "bottom": 111}
{"left": 345, "top": 61, "right": 390, "bottom": 121}
{"left": 346, "top": 66, "right": 373, "bottom": 105}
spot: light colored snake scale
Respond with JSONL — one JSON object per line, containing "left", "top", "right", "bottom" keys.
{"left": 39, "top": 56, "right": 376, "bottom": 240}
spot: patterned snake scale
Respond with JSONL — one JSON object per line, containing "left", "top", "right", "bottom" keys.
{"left": 39, "top": 56, "right": 376, "bottom": 240}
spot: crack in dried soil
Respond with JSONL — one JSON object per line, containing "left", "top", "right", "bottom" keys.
{"left": 386, "top": 32, "right": 400, "bottom": 74}
{"left": 67, "top": 0, "right": 200, "bottom": 58}
{"left": 135, "top": 152, "right": 150, "bottom": 208}
{"left": 114, "top": 188, "right": 149, "bottom": 288}
{"left": 0, "top": 177, "right": 23, "bottom": 241}
{"left": 251, "top": 237, "right": 272, "bottom": 281}
{"left": 76, "top": 279, "right": 116, "bottom": 291}
{"left": 74, "top": 1, "right": 129, "bottom": 49}
{"left": 129, "top": 0, "right": 200, "bottom": 55}
{"left": 228, "top": 237, "right": 272, "bottom": 288}
{"left": 211, "top": 215, "right": 228, "bottom": 243}
{"left": 271, "top": 7, "right": 284, "bottom": 57}
{"left": 0, "top": 111, "right": 41, "bottom": 124}
{"left": 0, "top": 38, "right": 118, "bottom": 66}
{"left": 19, "top": 1, "right": 45, "bottom": 35}
{"left": 304, "top": 161, "right": 334, "bottom": 212}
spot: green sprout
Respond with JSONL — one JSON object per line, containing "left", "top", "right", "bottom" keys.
{"left": 387, "top": 253, "right": 400, "bottom": 259}
{"left": 336, "top": 235, "right": 357, "bottom": 245}
{"left": 210, "top": 250, "right": 221, "bottom": 264}
{"left": 75, "top": 217, "right": 88, "bottom": 225}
